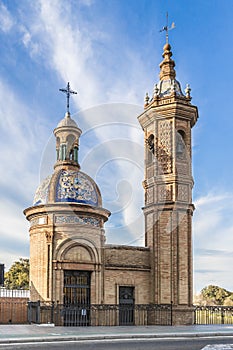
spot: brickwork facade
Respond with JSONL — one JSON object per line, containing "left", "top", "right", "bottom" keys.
{"left": 138, "top": 43, "right": 198, "bottom": 324}
{"left": 24, "top": 43, "right": 198, "bottom": 325}
{"left": 0, "top": 297, "right": 28, "bottom": 324}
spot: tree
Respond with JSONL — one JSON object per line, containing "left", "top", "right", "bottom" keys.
{"left": 4, "top": 258, "right": 29, "bottom": 290}
{"left": 200, "top": 285, "right": 231, "bottom": 305}
{"left": 223, "top": 294, "right": 233, "bottom": 306}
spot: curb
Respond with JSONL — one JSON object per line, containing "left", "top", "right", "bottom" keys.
{"left": 0, "top": 332, "right": 233, "bottom": 344}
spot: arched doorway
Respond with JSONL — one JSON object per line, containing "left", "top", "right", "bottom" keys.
{"left": 63, "top": 270, "right": 91, "bottom": 326}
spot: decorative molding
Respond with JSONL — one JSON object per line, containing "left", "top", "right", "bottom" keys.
{"left": 30, "top": 216, "right": 47, "bottom": 226}
{"left": 146, "top": 213, "right": 154, "bottom": 230}
{"left": 142, "top": 180, "right": 148, "bottom": 190}
{"left": 147, "top": 187, "right": 154, "bottom": 204}
{"left": 158, "top": 184, "right": 172, "bottom": 202}
{"left": 176, "top": 163, "right": 188, "bottom": 175}
{"left": 177, "top": 185, "right": 189, "bottom": 202}
{"left": 45, "top": 231, "right": 53, "bottom": 243}
{"left": 157, "top": 120, "right": 172, "bottom": 174}
{"left": 147, "top": 166, "right": 154, "bottom": 179}
{"left": 55, "top": 215, "right": 100, "bottom": 227}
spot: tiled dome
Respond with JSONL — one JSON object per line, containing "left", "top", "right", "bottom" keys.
{"left": 33, "top": 169, "right": 101, "bottom": 207}
{"left": 157, "top": 78, "right": 184, "bottom": 97}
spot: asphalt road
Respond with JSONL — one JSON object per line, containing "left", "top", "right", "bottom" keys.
{"left": 1, "top": 337, "right": 233, "bottom": 350}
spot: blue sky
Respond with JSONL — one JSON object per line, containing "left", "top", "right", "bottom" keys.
{"left": 0, "top": 0, "right": 233, "bottom": 294}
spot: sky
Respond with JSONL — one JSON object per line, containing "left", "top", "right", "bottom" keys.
{"left": 0, "top": 0, "right": 233, "bottom": 294}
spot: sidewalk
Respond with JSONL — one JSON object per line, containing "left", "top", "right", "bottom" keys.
{"left": 0, "top": 324, "right": 233, "bottom": 344}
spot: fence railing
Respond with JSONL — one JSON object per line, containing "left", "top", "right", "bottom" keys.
{"left": 0, "top": 289, "right": 30, "bottom": 298}
{"left": 1, "top": 301, "right": 233, "bottom": 326}
{"left": 28, "top": 302, "right": 172, "bottom": 326}
{"left": 195, "top": 306, "right": 233, "bottom": 325}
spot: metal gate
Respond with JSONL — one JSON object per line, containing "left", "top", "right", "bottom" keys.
{"left": 63, "top": 270, "right": 91, "bottom": 326}
{"left": 119, "top": 286, "right": 135, "bottom": 325}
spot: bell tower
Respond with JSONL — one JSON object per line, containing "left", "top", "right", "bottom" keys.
{"left": 138, "top": 43, "right": 198, "bottom": 324}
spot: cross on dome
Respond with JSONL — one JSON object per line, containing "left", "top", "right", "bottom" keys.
{"left": 59, "top": 82, "right": 77, "bottom": 114}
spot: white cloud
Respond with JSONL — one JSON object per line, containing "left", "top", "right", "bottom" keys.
{"left": 34, "top": 0, "right": 100, "bottom": 109}
{"left": 0, "top": 78, "right": 50, "bottom": 269}
{"left": 0, "top": 197, "right": 29, "bottom": 243}
{"left": 0, "top": 2, "right": 14, "bottom": 33}
{"left": 0, "top": 79, "right": 47, "bottom": 201}
{"left": 193, "top": 191, "right": 233, "bottom": 292}
{"left": 0, "top": 190, "right": 30, "bottom": 270}
{"left": 22, "top": 28, "right": 31, "bottom": 46}
{"left": 17, "top": 0, "right": 151, "bottom": 112}
{"left": 20, "top": 25, "right": 40, "bottom": 57}
{"left": 79, "top": 0, "right": 94, "bottom": 6}
{"left": 76, "top": 104, "right": 144, "bottom": 244}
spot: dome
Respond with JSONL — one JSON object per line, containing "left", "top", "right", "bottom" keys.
{"left": 33, "top": 174, "right": 52, "bottom": 206}
{"left": 33, "top": 169, "right": 102, "bottom": 207}
{"left": 56, "top": 112, "right": 78, "bottom": 128}
{"left": 157, "top": 78, "right": 184, "bottom": 97}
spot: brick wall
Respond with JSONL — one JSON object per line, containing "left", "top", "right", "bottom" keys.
{"left": 0, "top": 297, "right": 28, "bottom": 324}
{"left": 104, "top": 245, "right": 151, "bottom": 304}
{"left": 104, "top": 245, "right": 150, "bottom": 269}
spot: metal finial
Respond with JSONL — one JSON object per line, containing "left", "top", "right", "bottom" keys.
{"left": 59, "top": 82, "right": 77, "bottom": 113}
{"left": 159, "top": 12, "right": 175, "bottom": 44}
{"left": 153, "top": 84, "right": 159, "bottom": 97}
{"left": 185, "top": 84, "right": 191, "bottom": 98}
{"left": 144, "top": 92, "right": 149, "bottom": 105}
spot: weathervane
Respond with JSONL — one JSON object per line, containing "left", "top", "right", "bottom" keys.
{"left": 159, "top": 12, "right": 175, "bottom": 43}
{"left": 59, "top": 82, "right": 77, "bottom": 113}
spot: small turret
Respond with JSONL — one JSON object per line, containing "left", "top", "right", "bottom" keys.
{"left": 53, "top": 111, "right": 82, "bottom": 170}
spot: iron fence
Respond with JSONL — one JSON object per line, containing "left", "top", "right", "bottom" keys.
{"left": 28, "top": 302, "right": 172, "bottom": 326}
{"left": 195, "top": 306, "right": 233, "bottom": 325}
{"left": 2, "top": 301, "right": 232, "bottom": 326}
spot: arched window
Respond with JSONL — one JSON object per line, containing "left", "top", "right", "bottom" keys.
{"left": 56, "top": 137, "right": 60, "bottom": 161}
{"left": 147, "top": 134, "right": 154, "bottom": 153}
{"left": 147, "top": 134, "right": 154, "bottom": 164}
{"left": 176, "top": 130, "right": 186, "bottom": 159}
{"left": 66, "top": 134, "right": 76, "bottom": 160}
{"left": 73, "top": 144, "right": 79, "bottom": 163}
{"left": 61, "top": 144, "right": 67, "bottom": 160}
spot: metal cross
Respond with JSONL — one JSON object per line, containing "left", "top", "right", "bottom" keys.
{"left": 159, "top": 12, "right": 175, "bottom": 44}
{"left": 59, "top": 82, "right": 77, "bottom": 113}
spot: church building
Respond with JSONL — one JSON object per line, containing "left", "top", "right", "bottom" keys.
{"left": 24, "top": 41, "right": 198, "bottom": 326}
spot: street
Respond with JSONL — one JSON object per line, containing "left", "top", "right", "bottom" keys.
{"left": 1, "top": 337, "right": 233, "bottom": 350}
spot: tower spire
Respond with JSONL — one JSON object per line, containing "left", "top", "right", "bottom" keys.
{"left": 159, "top": 42, "right": 176, "bottom": 81}
{"left": 159, "top": 12, "right": 175, "bottom": 44}
{"left": 159, "top": 13, "right": 176, "bottom": 82}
